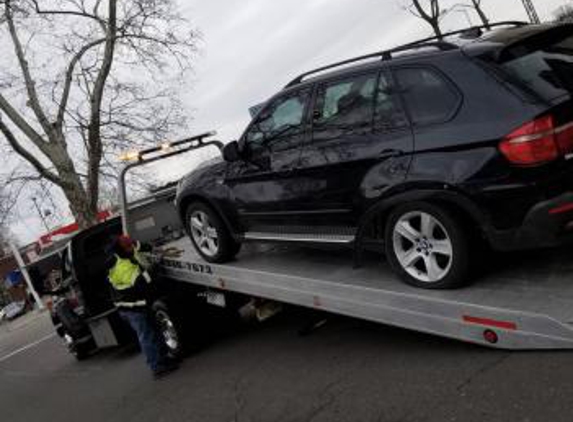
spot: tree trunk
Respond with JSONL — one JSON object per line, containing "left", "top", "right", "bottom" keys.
{"left": 49, "top": 143, "right": 99, "bottom": 229}
{"left": 431, "top": 20, "right": 443, "bottom": 39}
{"left": 63, "top": 184, "right": 98, "bottom": 229}
{"left": 471, "top": 0, "right": 490, "bottom": 28}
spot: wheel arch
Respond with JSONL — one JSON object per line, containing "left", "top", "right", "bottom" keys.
{"left": 356, "top": 188, "right": 492, "bottom": 252}
{"left": 178, "top": 193, "right": 237, "bottom": 237}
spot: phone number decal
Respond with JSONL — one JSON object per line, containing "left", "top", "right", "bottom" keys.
{"left": 162, "top": 259, "right": 213, "bottom": 275}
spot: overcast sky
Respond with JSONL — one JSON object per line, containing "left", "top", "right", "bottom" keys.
{"left": 181, "top": 0, "right": 566, "bottom": 141}
{"left": 10, "top": 0, "right": 568, "bottom": 243}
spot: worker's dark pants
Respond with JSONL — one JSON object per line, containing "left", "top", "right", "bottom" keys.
{"left": 119, "top": 309, "right": 164, "bottom": 373}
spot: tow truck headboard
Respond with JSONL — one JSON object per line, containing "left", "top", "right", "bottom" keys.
{"left": 125, "top": 186, "right": 184, "bottom": 245}
{"left": 118, "top": 131, "right": 223, "bottom": 244}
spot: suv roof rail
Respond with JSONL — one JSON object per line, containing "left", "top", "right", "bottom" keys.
{"left": 284, "top": 41, "right": 457, "bottom": 88}
{"left": 407, "top": 21, "right": 529, "bottom": 46}
{"left": 285, "top": 21, "right": 529, "bottom": 88}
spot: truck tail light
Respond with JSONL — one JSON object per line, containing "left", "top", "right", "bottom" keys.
{"left": 499, "top": 115, "right": 559, "bottom": 166}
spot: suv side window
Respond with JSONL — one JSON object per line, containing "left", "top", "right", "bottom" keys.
{"left": 313, "top": 73, "right": 377, "bottom": 134}
{"left": 374, "top": 71, "right": 409, "bottom": 131}
{"left": 394, "top": 67, "right": 460, "bottom": 126}
{"left": 245, "top": 90, "right": 309, "bottom": 150}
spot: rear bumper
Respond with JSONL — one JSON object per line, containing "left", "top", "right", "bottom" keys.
{"left": 489, "top": 191, "right": 573, "bottom": 251}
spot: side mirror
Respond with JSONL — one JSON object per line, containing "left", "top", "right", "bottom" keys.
{"left": 222, "top": 140, "right": 241, "bottom": 162}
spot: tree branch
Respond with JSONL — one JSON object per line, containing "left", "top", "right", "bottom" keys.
{"left": 0, "top": 114, "right": 62, "bottom": 187}
{"left": 30, "top": 0, "right": 105, "bottom": 25}
{"left": 407, "top": 0, "right": 443, "bottom": 38}
{"left": 431, "top": 0, "right": 438, "bottom": 18}
{"left": 57, "top": 37, "right": 108, "bottom": 128}
{"left": 57, "top": 31, "right": 169, "bottom": 128}
{"left": 0, "top": 92, "right": 45, "bottom": 144}
{"left": 411, "top": 0, "right": 432, "bottom": 21}
{"left": 4, "top": 0, "right": 53, "bottom": 140}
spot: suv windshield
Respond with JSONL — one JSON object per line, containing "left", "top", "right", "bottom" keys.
{"left": 492, "top": 27, "right": 573, "bottom": 102}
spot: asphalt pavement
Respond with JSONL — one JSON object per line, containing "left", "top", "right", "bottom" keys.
{"left": 1, "top": 306, "right": 573, "bottom": 422}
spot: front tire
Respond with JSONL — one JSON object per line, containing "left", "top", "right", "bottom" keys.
{"left": 185, "top": 202, "right": 240, "bottom": 263}
{"left": 385, "top": 202, "right": 471, "bottom": 289}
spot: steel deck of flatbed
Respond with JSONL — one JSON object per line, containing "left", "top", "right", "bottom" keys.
{"left": 155, "top": 237, "right": 573, "bottom": 350}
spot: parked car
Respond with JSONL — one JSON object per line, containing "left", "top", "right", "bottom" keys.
{"left": 176, "top": 22, "right": 573, "bottom": 289}
{"left": 0, "top": 301, "right": 27, "bottom": 321}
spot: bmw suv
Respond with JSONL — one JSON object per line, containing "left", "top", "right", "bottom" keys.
{"left": 176, "top": 22, "right": 573, "bottom": 289}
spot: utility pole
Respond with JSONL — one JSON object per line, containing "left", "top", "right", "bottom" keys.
{"left": 522, "top": 0, "right": 541, "bottom": 24}
{"left": 31, "top": 197, "right": 51, "bottom": 233}
{"left": 10, "top": 243, "right": 45, "bottom": 310}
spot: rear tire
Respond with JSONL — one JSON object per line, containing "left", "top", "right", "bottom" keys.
{"left": 55, "top": 300, "right": 95, "bottom": 360}
{"left": 385, "top": 202, "right": 471, "bottom": 289}
{"left": 185, "top": 202, "right": 240, "bottom": 263}
{"left": 70, "top": 338, "right": 95, "bottom": 361}
{"left": 152, "top": 301, "right": 184, "bottom": 359}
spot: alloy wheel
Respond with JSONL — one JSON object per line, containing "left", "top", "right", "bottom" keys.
{"left": 392, "top": 211, "right": 453, "bottom": 283}
{"left": 189, "top": 210, "right": 219, "bottom": 257}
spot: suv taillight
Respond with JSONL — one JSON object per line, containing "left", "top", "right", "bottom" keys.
{"left": 556, "top": 122, "right": 573, "bottom": 156}
{"left": 500, "top": 116, "right": 559, "bottom": 166}
{"left": 500, "top": 115, "right": 573, "bottom": 166}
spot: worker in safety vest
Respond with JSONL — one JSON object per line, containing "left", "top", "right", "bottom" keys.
{"left": 107, "top": 235, "right": 178, "bottom": 378}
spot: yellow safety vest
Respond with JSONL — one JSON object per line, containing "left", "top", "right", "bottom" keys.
{"left": 109, "top": 256, "right": 142, "bottom": 290}
{"left": 108, "top": 248, "right": 151, "bottom": 291}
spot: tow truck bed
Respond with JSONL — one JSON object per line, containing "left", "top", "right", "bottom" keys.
{"left": 156, "top": 238, "right": 573, "bottom": 350}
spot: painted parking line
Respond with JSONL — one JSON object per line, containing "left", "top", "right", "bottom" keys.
{"left": 0, "top": 333, "right": 56, "bottom": 364}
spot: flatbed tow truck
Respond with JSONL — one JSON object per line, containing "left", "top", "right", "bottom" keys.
{"left": 117, "top": 132, "right": 573, "bottom": 352}
{"left": 27, "top": 130, "right": 573, "bottom": 360}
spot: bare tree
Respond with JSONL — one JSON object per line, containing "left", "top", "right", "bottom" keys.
{"left": 554, "top": 4, "right": 573, "bottom": 22}
{"left": 406, "top": 0, "right": 445, "bottom": 39}
{"left": 0, "top": 0, "right": 198, "bottom": 229}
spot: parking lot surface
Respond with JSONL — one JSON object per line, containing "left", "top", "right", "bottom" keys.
{"left": 1, "top": 306, "right": 573, "bottom": 422}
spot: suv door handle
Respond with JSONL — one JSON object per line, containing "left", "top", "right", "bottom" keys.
{"left": 379, "top": 149, "right": 402, "bottom": 159}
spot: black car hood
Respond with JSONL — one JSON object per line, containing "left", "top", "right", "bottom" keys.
{"left": 178, "top": 156, "right": 226, "bottom": 190}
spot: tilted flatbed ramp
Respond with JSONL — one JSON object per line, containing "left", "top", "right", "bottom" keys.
{"left": 156, "top": 238, "right": 573, "bottom": 350}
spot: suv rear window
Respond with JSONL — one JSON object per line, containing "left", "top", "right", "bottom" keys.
{"left": 494, "top": 28, "right": 573, "bottom": 102}
{"left": 394, "top": 68, "right": 460, "bottom": 126}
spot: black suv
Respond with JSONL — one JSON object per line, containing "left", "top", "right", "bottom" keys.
{"left": 176, "top": 22, "right": 573, "bottom": 289}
